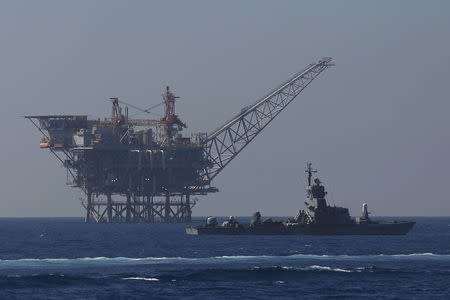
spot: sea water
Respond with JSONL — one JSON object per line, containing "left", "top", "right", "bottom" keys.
{"left": 0, "top": 217, "right": 448, "bottom": 299}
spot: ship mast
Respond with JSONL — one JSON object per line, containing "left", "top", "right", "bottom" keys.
{"left": 305, "top": 162, "right": 317, "bottom": 187}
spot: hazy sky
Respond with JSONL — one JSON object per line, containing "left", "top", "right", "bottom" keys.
{"left": 1, "top": 1, "right": 449, "bottom": 217}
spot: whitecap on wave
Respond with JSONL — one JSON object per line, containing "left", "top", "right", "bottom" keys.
{"left": 0, "top": 253, "right": 447, "bottom": 268}
{"left": 305, "top": 265, "right": 352, "bottom": 273}
{"left": 122, "top": 277, "right": 159, "bottom": 281}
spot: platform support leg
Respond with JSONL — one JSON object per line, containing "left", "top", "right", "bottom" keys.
{"left": 185, "top": 194, "right": 192, "bottom": 222}
{"left": 85, "top": 192, "right": 92, "bottom": 223}
{"left": 107, "top": 193, "right": 113, "bottom": 223}
{"left": 126, "top": 193, "right": 131, "bottom": 222}
{"left": 165, "top": 192, "right": 170, "bottom": 222}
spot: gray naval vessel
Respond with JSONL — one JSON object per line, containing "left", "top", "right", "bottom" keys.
{"left": 186, "top": 163, "right": 415, "bottom": 235}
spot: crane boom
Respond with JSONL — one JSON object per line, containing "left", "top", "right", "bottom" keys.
{"left": 201, "top": 57, "right": 334, "bottom": 182}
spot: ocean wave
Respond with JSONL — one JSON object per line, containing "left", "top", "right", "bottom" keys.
{"left": 0, "top": 273, "right": 92, "bottom": 288}
{"left": 306, "top": 265, "right": 352, "bottom": 273}
{"left": 1, "top": 264, "right": 447, "bottom": 286}
{"left": 122, "top": 277, "right": 159, "bottom": 281}
{"left": 138, "top": 265, "right": 397, "bottom": 282}
{"left": 0, "top": 253, "right": 448, "bottom": 268}
{"left": 0, "top": 266, "right": 372, "bottom": 288}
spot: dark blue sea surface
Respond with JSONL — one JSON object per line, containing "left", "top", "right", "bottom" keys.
{"left": 0, "top": 217, "right": 449, "bottom": 299}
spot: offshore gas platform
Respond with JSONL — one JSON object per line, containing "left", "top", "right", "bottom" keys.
{"left": 25, "top": 57, "right": 334, "bottom": 223}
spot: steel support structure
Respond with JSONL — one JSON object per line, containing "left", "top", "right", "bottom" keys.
{"left": 26, "top": 57, "right": 333, "bottom": 223}
{"left": 201, "top": 57, "right": 334, "bottom": 182}
{"left": 82, "top": 193, "right": 195, "bottom": 223}
{"left": 35, "top": 145, "right": 204, "bottom": 223}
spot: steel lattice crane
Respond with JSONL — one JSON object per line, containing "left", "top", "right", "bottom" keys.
{"left": 201, "top": 57, "right": 334, "bottom": 182}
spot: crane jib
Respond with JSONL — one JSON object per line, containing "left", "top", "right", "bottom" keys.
{"left": 201, "top": 57, "right": 334, "bottom": 182}
{"left": 206, "top": 57, "right": 334, "bottom": 140}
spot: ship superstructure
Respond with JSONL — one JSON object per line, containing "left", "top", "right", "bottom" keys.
{"left": 296, "top": 162, "right": 352, "bottom": 225}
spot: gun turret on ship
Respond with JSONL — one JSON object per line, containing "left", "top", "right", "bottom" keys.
{"left": 186, "top": 163, "right": 415, "bottom": 235}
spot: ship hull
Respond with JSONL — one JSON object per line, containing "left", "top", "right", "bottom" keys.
{"left": 186, "top": 221, "right": 415, "bottom": 236}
